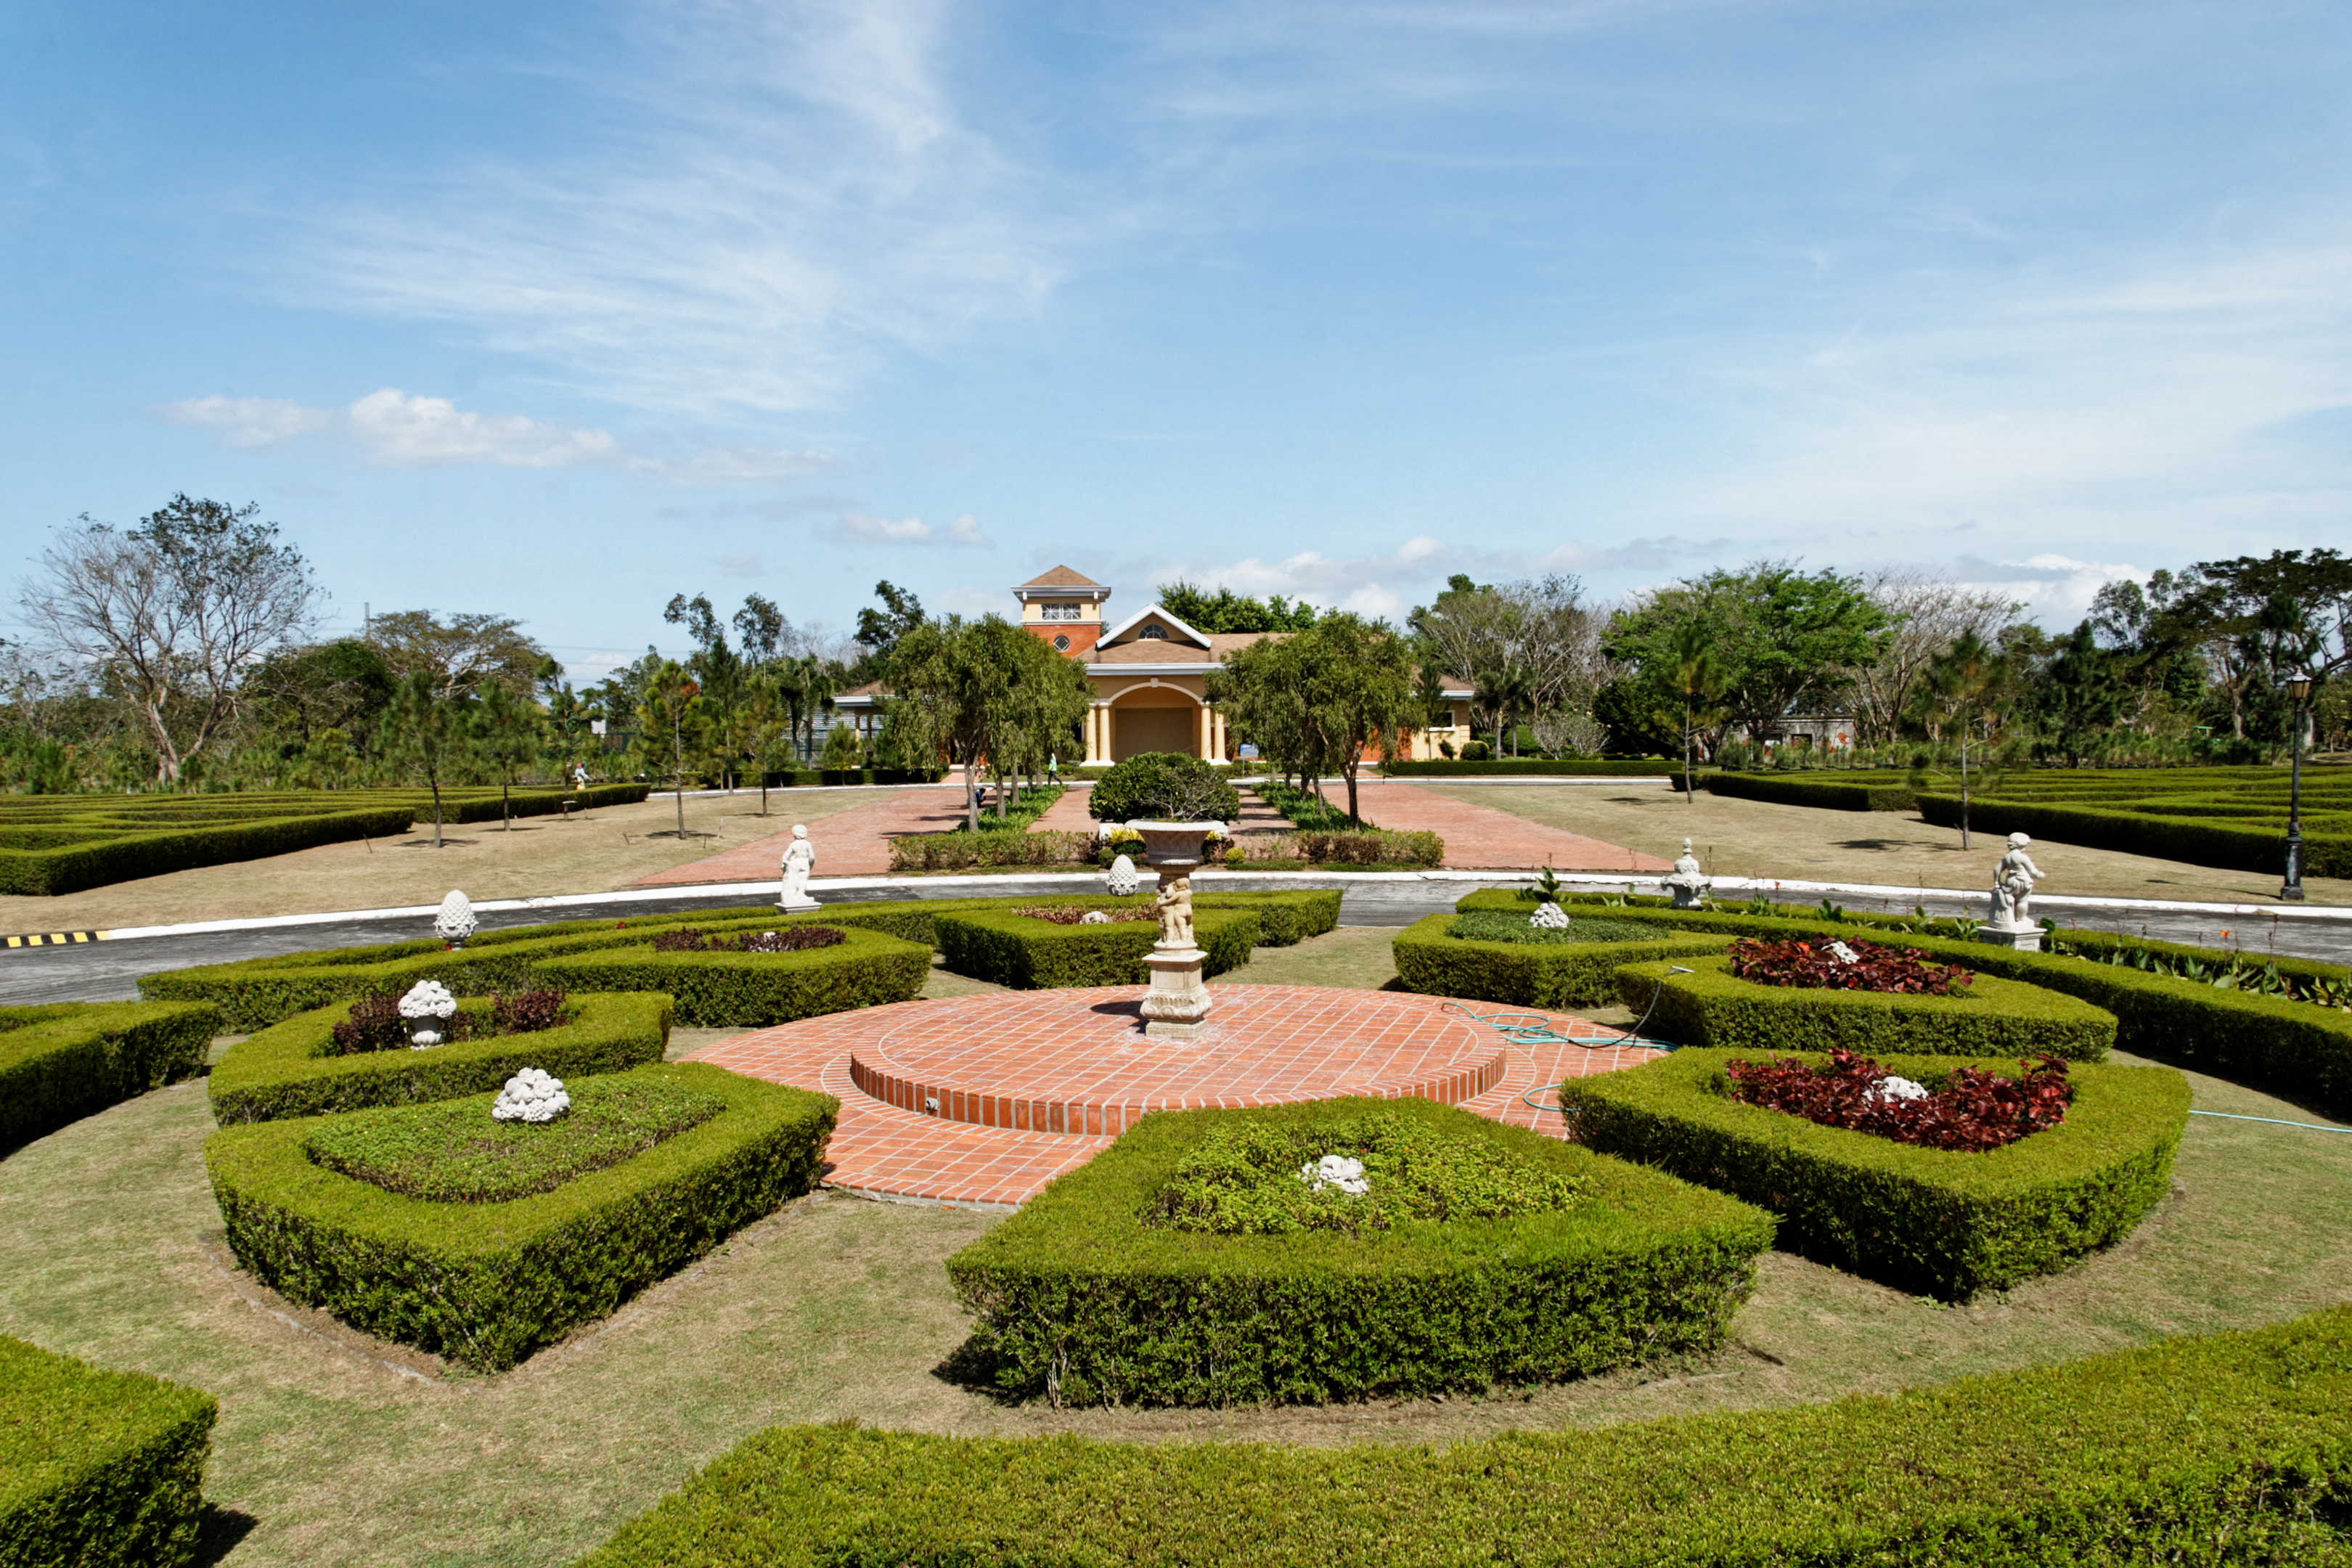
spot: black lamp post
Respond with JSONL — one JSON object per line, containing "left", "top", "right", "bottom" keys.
{"left": 2282, "top": 674, "right": 2312, "bottom": 902}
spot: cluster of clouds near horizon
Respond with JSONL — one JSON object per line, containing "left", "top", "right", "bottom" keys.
{"left": 4, "top": 0, "right": 2349, "bottom": 682}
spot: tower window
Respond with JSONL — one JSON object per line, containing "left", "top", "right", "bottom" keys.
{"left": 1041, "top": 602, "right": 1081, "bottom": 621}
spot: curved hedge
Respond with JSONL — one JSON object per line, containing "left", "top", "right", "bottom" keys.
{"left": 1702, "top": 772, "right": 1916, "bottom": 812}
{"left": 1917, "top": 792, "right": 2352, "bottom": 880}
{"left": 1559, "top": 1048, "right": 2186, "bottom": 1298}
{"left": 1455, "top": 889, "right": 2352, "bottom": 1119}
{"left": 1615, "top": 955, "right": 2117, "bottom": 1061}
{"left": 0, "top": 1334, "right": 218, "bottom": 1568}
{"left": 209, "top": 992, "right": 671, "bottom": 1124}
{"left": 534, "top": 926, "right": 931, "bottom": 1025}
{"left": 1, "top": 1000, "right": 222, "bottom": 1153}
{"left": 205, "top": 1062, "right": 836, "bottom": 1371}
{"left": 1378, "top": 759, "right": 1678, "bottom": 777}
{"left": 947, "top": 1095, "right": 1773, "bottom": 1407}
{"left": 576, "top": 1304, "right": 2352, "bottom": 1568}
{"left": 1390, "top": 913, "right": 1724, "bottom": 1009}
{"left": 932, "top": 907, "right": 1259, "bottom": 989}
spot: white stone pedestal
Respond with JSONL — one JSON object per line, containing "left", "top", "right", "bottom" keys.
{"left": 1978, "top": 924, "right": 2043, "bottom": 952}
{"left": 777, "top": 894, "right": 820, "bottom": 914}
{"left": 1140, "top": 945, "right": 1212, "bottom": 1039}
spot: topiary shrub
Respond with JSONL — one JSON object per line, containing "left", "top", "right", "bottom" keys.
{"left": 1617, "top": 956, "right": 2117, "bottom": 1062}
{"left": 933, "top": 907, "right": 1259, "bottom": 989}
{"left": 0, "top": 1335, "right": 218, "bottom": 1568}
{"left": 946, "top": 1095, "right": 1773, "bottom": 1407}
{"left": 1087, "top": 751, "right": 1242, "bottom": 824}
{"left": 205, "top": 1063, "right": 836, "bottom": 1371}
{"left": 209, "top": 991, "right": 673, "bottom": 1124}
{"left": 0, "top": 1000, "right": 222, "bottom": 1153}
{"left": 534, "top": 926, "right": 930, "bottom": 1025}
{"left": 1390, "top": 912, "right": 1724, "bottom": 1009}
{"left": 1559, "top": 1048, "right": 2188, "bottom": 1297}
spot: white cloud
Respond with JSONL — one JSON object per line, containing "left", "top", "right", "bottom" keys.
{"left": 1947, "top": 553, "right": 2148, "bottom": 625}
{"left": 719, "top": 550, "right": 764, "bottom": 577}
{"left": 1123, "top": 534, "right": 1724, "bottom": 618}
{"left": 822, "top": 510, "right": 991, "bottom": 547}
{"left": 158, "top": 388, "right": 828, "bottom": 485}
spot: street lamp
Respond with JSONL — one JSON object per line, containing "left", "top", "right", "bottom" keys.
{"left": 2282, "top": 674, "right": 2313, "bottom": 902}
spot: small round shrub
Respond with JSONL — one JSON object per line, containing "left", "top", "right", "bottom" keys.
{"left": 1461, "top": 740, "right": 1492, "bottom": 761}
{"left": 1088, "top": 751, "right": 1243, "bottom": 824}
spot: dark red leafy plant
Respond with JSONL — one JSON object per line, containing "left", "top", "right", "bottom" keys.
{"left": 1728, "top": 936, "right": 1974, "bottom": 995}
{"left": 1724, "top": 1048, "right": 2071, "bottom": 1152}
{"left": 489, "top": 989, "right": 569, "bottom": 1034}
{"left": 329, "top": 993, "right": 415, "bottom": 1055}
{"left": 329, "top": 988, "right": 571, "bottom": 1055}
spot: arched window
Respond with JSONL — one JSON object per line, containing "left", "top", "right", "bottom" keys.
{"left": 1140, "top": 624, "right": 1167, "bottom": 640}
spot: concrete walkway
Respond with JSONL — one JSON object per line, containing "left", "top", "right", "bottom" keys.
{"left": 630, "top": 785, "right": 979, "bottom": 886}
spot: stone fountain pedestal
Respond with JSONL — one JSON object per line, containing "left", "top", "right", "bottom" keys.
{"left": 1129, "top": 820, "right": 1223, "bottom": 1040}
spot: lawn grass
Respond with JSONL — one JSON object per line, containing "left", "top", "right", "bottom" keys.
{"left": 0, "top": 789, "right": 881, "bottom": 933}
{"left": 1422, "top": 781, "right": 2352, "bottom": 907}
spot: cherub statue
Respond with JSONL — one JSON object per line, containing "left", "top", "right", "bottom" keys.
{"left": 779, "top": 824, "right": 817, "bottom": 909}
{"left": 1989, "top": 831, "right": 2043, "bottom": 929}
{"left": 1154, "top": 873, "right": 1195, "bottom": 948}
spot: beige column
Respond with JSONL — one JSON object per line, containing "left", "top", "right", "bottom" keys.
{"left": 1198, "top": 703, "right": 1212, "bottom": 759}
{"left": 1211, "top": 709, "right": 1228, "bottom": 763}
{"left": 1087, "top": 705, "right": 1105, "bottom": 764}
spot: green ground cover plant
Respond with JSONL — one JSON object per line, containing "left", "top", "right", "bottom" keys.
{"left": 537, "top": 926, "right": 931, "bottom": 1024}
{"left": 205, "top": 1062, "right": 836, "bottom": 1371}
{"left": 946, "top": 1095, "right": 1773, "bottom": 1407}
{"left": 1447, "top": 909, "right": 1667, "bottom": 944}
{"left": 573, "top": 1303, "right": 2352, "bottom": 1568}
{"left": 208, "top": 991, "right": 672, "bottom": 1123}
{"left": 1454, "top": 888, "right": 2352, "bottom": 1115}
{"left": 303, "top": 1074, "right": 728, "bottom": 1202}
{"left": 931, "top": 905, "right": 1259, "bottom": 988}
{"left": 1616, "top": 955, "right": 2118, "bottom": 1061}
{"left": 1559, "top": 1047, "right": 2190, "bottom": 1298}
{"left": 1, "top": 999, "right": 221, "bottom": 1152}
{"left": 0, "top": 1335, "right": 218, "bottom": 1568}
{"left": 1391, "top": 911, "right": 1725, "bottom": 1008}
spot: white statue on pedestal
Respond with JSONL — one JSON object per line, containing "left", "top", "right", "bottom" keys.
{"left": 1989, "top": 832, "right": 2043, "bottom": 928}
{"left": 778, "top": 825, "right": 818, "bottom": 911}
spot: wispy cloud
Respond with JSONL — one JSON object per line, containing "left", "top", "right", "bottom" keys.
{"left": 158, "top": 389, "right": 829, "bottom": 484}
{"left": 822, "top": 510, "right": 989, "bottom": 547}
{"left": 295, "top": 0, "right": 1074, "bottom": 413}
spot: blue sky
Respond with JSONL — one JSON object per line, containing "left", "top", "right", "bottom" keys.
{"left": 4, "top": 1, "right": 2349, "bottom": 681}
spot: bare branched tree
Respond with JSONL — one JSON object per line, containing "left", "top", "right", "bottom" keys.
{"left": 1410, "top": 573, "right": 1616, "bottom": 751}
{"left": 1843, "top": 568, "right": 2017, "bottom": 747}
{"left": 18, "top": 495, "right": 318, "bottom": 781}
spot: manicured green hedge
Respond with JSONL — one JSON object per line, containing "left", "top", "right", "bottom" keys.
{"left": 1615, "top": 955, "right": 2118, "bottom": 1062}
{"left": 0, "top": 1334, "right": 217, "bottom": 1568}
{"left": 1378, "top": 759, "right": 1679, "bottom": 777}
{"left": 1, "top": 1001, "right": 222, "bottom": 1153}
{"left": 1702, "top": 771, "right": 1917, "bottom": 812}
{"left": 946, "top": 1096, "right": 1773, "bottom": 1407}
{"left": 1917, "top": 792, "right": 2352, "bottom": 878}
{"left": 0, "top": 804, "right": 417, "bottom": 897}
{"left": 209, "top": 992, "right": 672, "bottom": 1124}
{"left": 576, "top": 1304, "right": 2352, "bottom": 1568}
{"left": 535, "top": 926, "right": 931, "bottom": 1025}
{"left": 933, "top": 907, "right": 1259, "bottom": 989}
{"left": 206, "top": 1063, "right": 835, "bottom": 1371}
{"left": 1559, "top": 1048, "right": 2189, "bottom": 1298}
{"left": 1458, "top": 889, "right": 2352, "bottom": 1116}
{"left": 1390, "top": 912, "right": 1725, "bottom": 1009}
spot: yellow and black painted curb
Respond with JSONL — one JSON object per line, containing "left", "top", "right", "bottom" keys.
{"left": 3, "top": 931, "right": 110, "bottom": 949}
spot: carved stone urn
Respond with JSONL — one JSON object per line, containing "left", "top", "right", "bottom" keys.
{"left": 1128, "top": 821, "right": 1222, "bottom": 1039}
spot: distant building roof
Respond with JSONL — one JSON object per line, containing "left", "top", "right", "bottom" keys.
{"left": 1018, "top": 565, "right": 1104, "bottom": 589}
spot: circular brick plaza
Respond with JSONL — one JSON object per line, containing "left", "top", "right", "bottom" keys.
{"left": 690, "top": 984, "right": 1665, "bottom": 1209}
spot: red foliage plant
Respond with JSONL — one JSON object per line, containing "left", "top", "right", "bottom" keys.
{"left": 330, "top": 988, "right": 572, "bottom": 1055}
{"left": 1723, "top": 1048, "right": 2071, "bottom": 1152}
{"left": 652, "top": 926, "right": 846, "bottom": 954}
{"left": 1727, "top": 936, "right": 1973, "bottom": 995}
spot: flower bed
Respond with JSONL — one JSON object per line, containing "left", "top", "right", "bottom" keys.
{"left": 1011, "top": 905, "right": 1154, "bottom": 925}
{"left": 534, "top": 926, "right": 930, "bottom": 1026}
{"left": 946, "top": 1095, "right": 1773, "bottom": 1406}
{"left": 208, "top": 991, "right": 672, "bottom": 1124}
{"left": 1559, "top": 1047, "right": 2189, "bottom": 1297}
{"left": 327, "top": 987, "right": 569, "bottom": 1055}
{"left": 1615, "top": 955, "right": 2116, "bottom": 1062}
{"left": 1726, "top": 1048, "right": 2070, "bottom": 1152}
{"left": 1448, "top": 910, "right": 1667, "bottom": 946}
{"left": 1726, "top": 936, "right": 1972, "bottom": 995}
{"left": 649, "top": 926, "right": 846, "bottom": 954}
{"left": 205, "top": 1063, "right": 836, "bottom": 1371}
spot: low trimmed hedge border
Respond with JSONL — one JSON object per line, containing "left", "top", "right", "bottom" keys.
{"left": 1615, "top": 955, "right": 2118, "bottom": 1062}
{"left": 1703, "top": 771, "right": 1917, "bottom": 812}
{"left": 946, "top": 1095, "right": 1774, "bottom": 1408}
{"left": 1, "top": 1000, "right": 222, "bottom": 1153}
{"left": 1559, "top": 1048, "right": 2189, "bottom": 1298}
{"left": 1454, "top": 889, "right": 2352, "bottom": 1119}
{"left": 206, "top": 1063, "right": 836, "bottom": 1371}
{"left": 573, "top": 1304, "right": 2352, "bottom": 1567}
{"left": 933, "top": 907, "right": 1259, "bottom": 989}
{"left": 0, "top": 1334, "right": 218, "bottom": 1568}
{"left": 1390, "top": 912, "right": 1725, "bottom": 1009}
{"left": 1917, "top": 792, "right": 2352, "bottom": 880}
{"left": 1378, "top": 759, "right": 1680, "bottom": 777}
{"left": 534, "top": 926, "right": 931, "bottom": 1025}
{"left": 209, "top": 992, "right": 673, "bottom": 1124}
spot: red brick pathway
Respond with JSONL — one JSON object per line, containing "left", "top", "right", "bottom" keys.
{"left": 632, "top": 785, "right": 977, "bottom": 886}
{"left": 688, "top": 986, "right": 1664, "bottom": 1208}
{"left": 1365, "top": 783, "right": 1668, "bottom": 873}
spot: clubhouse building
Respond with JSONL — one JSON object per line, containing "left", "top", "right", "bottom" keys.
{"left": 833, "top": 566, "right": 1474, "bottom": 766}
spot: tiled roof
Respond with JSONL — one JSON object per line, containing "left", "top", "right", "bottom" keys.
{"left": 1018, "top": 565, "right": 1103, "bottom": 588}
{"left": 1079, "top": 630, "right": 1281, "bottom": 665}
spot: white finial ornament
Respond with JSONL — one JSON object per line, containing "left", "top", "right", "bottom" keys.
{"left": 1107, "top": 854, "right": 1140, "bottom": 897}
{"left": 398, "top": 980, "right": 458, "bottom": 1048}
{"left": 1529, "top": 901, "right": 1571, "bottom": 929}
{"left": 491, "top": 1067, "right": 570, "bottom": 1123}
{"left": 436, "top": 889, "right": 477, "bottom": 946}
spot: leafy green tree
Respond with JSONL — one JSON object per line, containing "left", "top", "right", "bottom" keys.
{"left": 2033, "top": 624, "right": 2131, "bottom": 768}
{"left": 1154, "top": 580, "right": 1320, "bottom": 634}
{"left": 1212, "top": 612, "right": 1413, "bottom": 825}
{"left": 473, "top": 682, "right": 543, "bottom": 830}
{"left": 743, "top": 674, "right": 796, "bottom": 812}
{"left": 1917, "top": 630, "right": 2011, "bottom": 848}
{"left": 821, "top": 719, "right": 864, "bottom": 772}
{"left": 377, "top": 671, "right": 474, "bottom": 848}
{"left": 1665, "top": 622, "right": 1726, "bottom": 804}
{"left": 849, "top": 581, "right": 927, "bottom": 685}
{"left": 369, "top": 608, "right": 549, "bottom": 702}
{"left": 635, "top": 660, "right": 706, "bottom": 839}
{"left": 886, "top": 615, "right": 1021, "bottom": 830}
